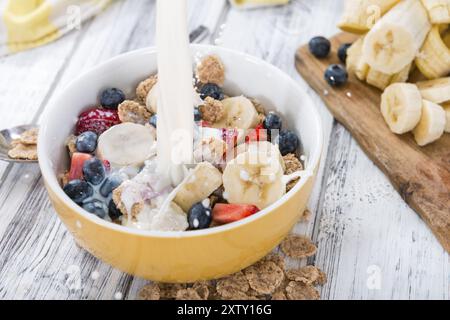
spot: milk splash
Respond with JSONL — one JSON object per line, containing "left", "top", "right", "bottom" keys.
{"left": 155, "top": 0, "right": 194, "bottom": 186}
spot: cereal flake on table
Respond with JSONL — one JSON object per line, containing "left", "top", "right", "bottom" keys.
{"left": 8, "top": 142, "right": 37, "bottom": 160}
{"left": 285, "top": 281, "right": 320, "bottom": 300}
{"left": 19, "top": 128, "right": 39, "bottom": 145}
{"left": 286, "top": 265, "right": 326, "bottom": 285}
{"left": 196, "top": 55, "right": 225, "bottom": 85}
{"left": 176, "top": 288, "right": 203, "bottom": 300}
{"left": 118, "top": 100, "right": 152, "bottom": 125}
{"left": 244, "top": 259, "right": 285, "bottom": 295}
{"left": 136, "top": 75, "right": 158, "bottom": 103}
{"left": 138, "top": 283, "right": 160, "bottom": 300}
{"left": 216, "top": 271, "right": 249, "bottom": 299}
{"left": 199, "top": 97, "right": 224, "bottom": 123}
{"left": 280, "top": 234, "right": 317, "bottom": 258}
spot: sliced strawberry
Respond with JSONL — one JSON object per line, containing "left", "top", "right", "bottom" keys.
{"left": 76, "top": 107, "right": 120, "bottom": 135}
{"left": 245, "top": 124, "right": 267, "bottom": 143}
{"left": 199, "top": 120, "right": 211, "bottom": 127}
{"left": 212, "top": 203, "right": 260, "bottom": 224}
{"left": 68, "top": 152, "right": 92, "bottom": 181}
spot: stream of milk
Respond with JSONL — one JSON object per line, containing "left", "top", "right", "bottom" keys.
{"left": 155, "top": 0, "right": 194, "bottom": 186}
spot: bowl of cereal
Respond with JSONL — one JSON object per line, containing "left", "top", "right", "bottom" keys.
{"left": 38, "top": 46, "right": 323, "bottom": 282}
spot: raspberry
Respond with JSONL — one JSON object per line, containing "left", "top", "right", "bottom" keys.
{"left": 76, "top": 108, "right": 121, "bottom": 135}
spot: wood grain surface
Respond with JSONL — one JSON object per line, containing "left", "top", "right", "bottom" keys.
{"left": 295, "top": 33, "right": 450, "bottom": 253}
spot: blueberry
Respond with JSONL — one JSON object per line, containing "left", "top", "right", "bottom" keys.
{"left": 75, "top": 131, "right": 98, "bottom": 153}
{"left": 338, "top": 43, "right": 352, "bottom": 64}
{"left": 100, "top": 88, "right": 126, "bottom": 109}
{"left": 277, "top": 130, "right": 299, "bottom": 156}
{"left": 263, "top": 112, "right": 282, "bottom": 131}
{"left": 83, "top": 158, "right": 106, "bottom": 185}
{"left": 63, "top": 180, "right": 93, "bottom": 204}
{"left": 188, "top": 202, "right": 212, "bottom": 230}
{"left": 309, "top": 36, "right": 331, "bottom": 59}
{"left": 108, "top": 200, "right": 122, "bottom": 220}
{"left": 100, "top": 174, "right": 123, "bottom": 197}
{"left": 82, "top": 199, "right": 107, "bottom": 218}
{"left": 324, "top": 64, "right": 348, "bottom": 87}
{"left": 199, "top": 83, "right": 224, "bottom": 100}
{"left": 194, "top": 106, "right": 202, "bottom": 121}
{"left": 149, "top": 114, "right": 157, "bottom": 128}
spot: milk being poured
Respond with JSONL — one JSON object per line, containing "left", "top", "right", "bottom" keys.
{"left": 155, "top": 0, "right": 194, "bottom": 186}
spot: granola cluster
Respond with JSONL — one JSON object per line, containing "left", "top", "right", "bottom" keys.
{"left": 118, "top": 100, "right": 152, "bottom": 125}
{"left": 196, "top": 55, "right": 225, "bottom": 85}
{"left": 283, "top": 153, "right": 304, "bottom": 191}
{"left": 199, "top": 97, "right": 224, "bottom": 123}
{"left": 136, "top": 75, "right": 158, "bottom": 103}
{"left": 138, "top": 226, "right": 325, "bottom": 301}
{"left": 8, "top": 128, "right": 39, "bottom": 160}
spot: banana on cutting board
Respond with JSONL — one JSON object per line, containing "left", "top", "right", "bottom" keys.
{"left": 381, "top": 83, "right": 423, "bottom": 134}
{"left": 222, "top": 141, "right": 285, "bottom": 210}
{"left": 346, "top": 37, "right": 412, "bottom": 89}
{"left": 442, "top": 102, "right": 450, "bottom": 132}
{"left": 415, "top": 25, "right": 450, "bottom": 79}
{"left": 97, "top": 123, "right": 156, "bottom": 167}
{"left": 211, "top": 96, "right": 259, "bottom": 130}
{"left": 362, "top": 0, "right": 431, "bottom": 74}
{"left": 173, "top": 162, "right": 223, "bottom": 212}
{"left": 413, "top": 100, "right": 446, "bottom": 146}
{"left": 421, "top": 0, "right": 450, "bottom": 23}
{"left": 416, "top": 77, "right": 450, "bottom": 103}
{"left": 338, "top": 0, "right": 401, "bottom": 34}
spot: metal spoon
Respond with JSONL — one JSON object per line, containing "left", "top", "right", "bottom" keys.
{"left": 0, "top": 125, "right": 39, "bottom": 163}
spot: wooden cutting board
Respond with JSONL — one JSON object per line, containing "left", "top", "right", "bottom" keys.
{"left": 295, "top": 33, "right": 450, "bottom": 253}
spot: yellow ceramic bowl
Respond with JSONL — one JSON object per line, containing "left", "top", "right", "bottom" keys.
{"left": 38, "top": 46, "right": 323, "bottom": 283}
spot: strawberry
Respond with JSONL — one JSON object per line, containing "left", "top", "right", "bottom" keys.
{"left": 68, "top": 152, "right": 92, "bottom": 181}
{"left": 103, "top": 160, "right": 111, "bottom": 172}
{"left": 212, "top": 203, "right": 260, "bottom": 224}
{"left": 245, "top": 124, "right": 267, "bottom": 143}
{"left": 76, "top": 107, "right": 120, "bottom": 135}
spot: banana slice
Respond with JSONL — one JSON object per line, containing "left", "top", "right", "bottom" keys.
{"left": 338, "top": 0, "right": 401, "bottom": 34}
{"left": 415, "top": 25, "right": 450, "bottom": 79}
{"left": 381, "top": 83, "right": 423, "bottom": 134}
{"left": 421, "top": 0, "right": 450, "bottom": 24}
{"left": 442, "top": 102, "right": 450, "bottom": 132}
{"left": 346, "top": 37, "right": 369, "bottom": 81}
{"left": 173, "top": 162, "right": 222, "bottom": 212}
{"left": 417, "top": 77, "right": 450, "bottom": 104}
{"left": 223, "top": 142, "right": 285, "bottom": 209}
{"left": 362, "top": 0, "right": 431, "bottom": 74}
{"left": 211, "top": 96, "right": 259, "bottom": 130}
{"left": 97, "top": 123, "right": 156, "bottom": 167}
{"left": 413, "top": 100, "right": 446, "bottom": 146}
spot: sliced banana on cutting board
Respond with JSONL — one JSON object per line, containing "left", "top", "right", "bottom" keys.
{"left": 223, "top": 142, "right": 285, "bottom": 210}
{"left": 443, "top": 102, "right": 450, "bottom": 133}
{"left": 413, "top": 100, "right": 446, "bottom": 146}
{"left": 416, "top": 77, "right": 450, "bottom": 104}
{"left": 97, "top": 123, "right": 156, "bottom": 167}
{"left": 362, "top": 0, "right": 431, "bottom": 74}
{"left": 211, "top": 96, "right": 259, "bottom": 130}
{"left": 173, "top": 162, "right": 223, "bottom": 212}
{"left": 381, "top": 83, "right": 423, "bottom": 134}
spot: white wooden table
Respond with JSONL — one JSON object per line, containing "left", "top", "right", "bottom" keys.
{"left": 0, "top": 0, "right": 448, "bottom": 300}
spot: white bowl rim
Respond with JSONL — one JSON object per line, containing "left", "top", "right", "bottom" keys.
{"left": 38, "top": 44, "right": 323, "bottom": 239}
